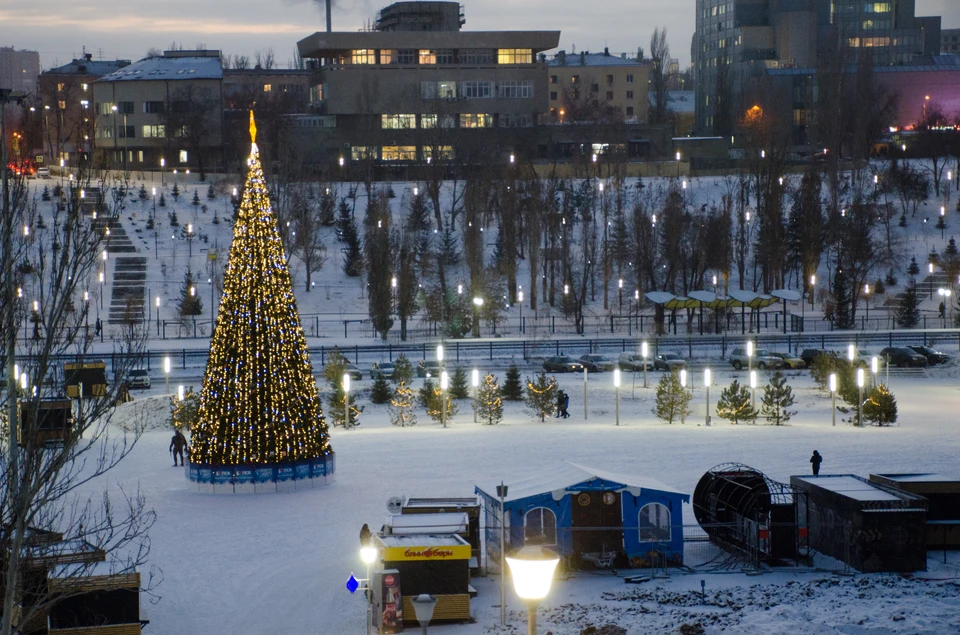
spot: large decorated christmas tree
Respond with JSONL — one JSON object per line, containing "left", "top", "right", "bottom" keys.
{"left": 188, "top": 113, "right": 333, "bottom": 488}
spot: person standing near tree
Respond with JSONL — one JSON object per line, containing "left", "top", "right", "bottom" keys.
{"left": 556, "top": 390, "right": 565, "bottom": 418}
{"left": 170, "top": 429, "right": 188, "bottom": 466}
{"left": 810, "top": 450, "right": 823, "bottom": 476}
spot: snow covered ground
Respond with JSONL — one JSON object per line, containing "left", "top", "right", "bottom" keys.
{"left": 100, "top": 369, "right": 960, "bottom": 634}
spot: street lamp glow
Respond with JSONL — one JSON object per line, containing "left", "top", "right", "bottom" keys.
{"left": 457, "top": 284, "right": 463, "bottom": 294}
{"left": 440, "top": 371, "right": 449, "bottom": 390}
{"left": 676, "top": 151, "right": 681, "bottom": 161}
{"left": 679, "top": 369, "right": 687, "bottom": 387}
{"left": 847, "top": 344, "right": 855, "bottom": 362}
{"left": 20, "top": 373, "right": 28, "bottom": 390}
{"left": 746, "top": 341, "right": 754, "bottom": 358}
{"left": 518, "top": 290, "right": 524, "bottom": 302}
{"left": 391, "top": 276, "right": 397, "bottom": 288}
{"left": 509, "top": 153, "right": 515, "bottom": 164}
{"left": 704, "top": 368, "right": 711, "bottom": 387}
{"left": 99, "top": 271, "right": 104, "bottom": 283}
{"left": 864, "top": 284, "right": 870, "bottom": 294}
{"left": 343, "top": 373, "right": 351, "bottom": 393}
{"left": 829, "top": 373, "right": 837, "bottom": 393}
{"left": 871, "top": 356, "right": 879, "bottom": 374}
{"left": 84, "top": 291, "right": 89, "bottom": 302}
{"left": 641, "top": 342, "right": 648, "bottom": 358}
{"left": 856, "top": 368, "right": 865, "bottom": 388}
{"left": 618, "top": 278, "right": 623, "bottom": 289}
{"left": 178, "top": 385, "right": 184, "bottom": 401}
{"left": 471, "top": 369, "right": 479, "bottom": 387}
{"left": 563, "top": 284, "right": 569, "bottom": 295}
{"left": 613, "top": 369, "right": 621, "bottom": 388}
{"left": 436, "top": 344, "right": 444, "bottom": 361}
{"left": 164, "top": 357, "right": 171, "bottom": 373}
{"left": 32, "top": 300, "right": 39, "bottom": 312}
{"left": 473, "top": 297, "right": 483, "bottom": 307}
{"left": 634, "top": 289, "right": 639, "bottom": 300}
{"left": 929, "top": 263, "right": 934, "bottom": 274}
{"left": 749, "top": 370, "right": 757, "bottom": 389}
{"left": 360, "top": 546, "right": 377, "bottom": 565}
{"left": 506, "top": 546, "right": 560, "bottom": 601}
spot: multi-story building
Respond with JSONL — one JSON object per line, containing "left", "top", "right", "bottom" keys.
{"left": 92, "top": 50, "right": 224, "bottom": 174}
{"left": 693, "top": 0, "right": 942, "bottom": 137}
{"left": 38, "top": 54, "right": 131, "bottom": 166}
{"left": 0, "top": 47, "right": 40, "bottom": 95}
{"left": 546, "top": 50, "right": 650, "bottom": 123}
{"left": 942, "top": 28, "right": 960, "bottom": 55}
{"left": 295, "top": 1, "right": 560, "bottom": 166}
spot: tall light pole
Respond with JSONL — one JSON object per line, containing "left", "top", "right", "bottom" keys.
{"left": 440, "top": 371, "right": 449, "bottom": 429}
{"left": 473, "top": 297, "right": 484, "bottom": 338}
{"left": 746, "top": 340, "right": 754, "bottom": 373}
{"left": 864, "top": 283, "right": 870, "bottom": 326}
{"left": 613, "top": 369, "right": 622, "bottom": 426}
{"left": 343, "top": 373, "right": 351, "bottom": 428}
{"left": 679, "top": 370, "right": 687, "bottom": 425}
{"left": 517, "top": 289, "right": 524, "bottom": 333}
{"left": 749, "top": 370, "right": 757, "bottom": 412}
{"left": 809, "top": 274, "right": 816, "bottom": 308}
{"left": 856, "top": 368, "right": 865, "bottom": 427}
{"left": 160, "top": 157, "right": 166, "bottom": 187}
{"left": 829, "top": 373, "right": 837, "bottom": 427}
{"left": 641, "top": 341, "right": 649, "bottom": 388}
{"left": 471, "top": 369, "right": 479, "bottom": 423}
{"left": 704, "top": 368, "right": 712, "bottom": 426}
{"left": 164, "top": 356, "right": 171, "bottom": 394}
{"left": 155, "top": 296, "right": 161, "bottom": 336}
{"left": 359, "top": 546, "right": 377, "bottom": 635}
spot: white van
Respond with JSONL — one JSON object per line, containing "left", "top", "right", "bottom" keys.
{"left": 36, "top": 167, "right": 50, "bottom": 179}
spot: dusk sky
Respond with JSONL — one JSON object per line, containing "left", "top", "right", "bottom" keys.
{"left": 5, "top": 0, "right": 960, "bottom": 70}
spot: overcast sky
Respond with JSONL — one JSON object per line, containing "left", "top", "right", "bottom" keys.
{"left": 5, "top": 0, "right": 959, "bottom": 70}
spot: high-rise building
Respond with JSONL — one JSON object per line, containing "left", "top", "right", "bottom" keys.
{"left": 0, "top": 46, "right": 40, "bottom": 94}
{"left": 693, "top": 0, "right": 942, "bottom": 136}
{"left": 546, "top": 50, "right": 650, "bottom": 124}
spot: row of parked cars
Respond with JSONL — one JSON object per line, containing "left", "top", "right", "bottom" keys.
{"left": 542, "top": 352, "right": 688, "bottom": 373}
{"left": 797, "top": 346, "right": 949, "bottom": 368}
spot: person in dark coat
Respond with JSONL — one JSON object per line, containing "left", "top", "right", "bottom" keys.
{"left": 810, "top": 450, "right": 823, "bottom": 476}
{"left": 359, "top": 523, "right": 372, "bottom": 547}
{"left": 555, "top": 390, "right": 565, "bottom": 418}
{"left": 170, "top": 429, "right": 188, "bottom": 466}
{"left": 562, "top": 392, "right": 570, "bottom": 418}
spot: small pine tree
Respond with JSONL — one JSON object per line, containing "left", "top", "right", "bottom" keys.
{"left": 440, "top": 228, "right": 461, "bottom": 265}
{"left": 389, "top": 381, "right": 416, "bottom": 427}
{"left": 418, "top": 378, "right": 435, "bottom": 409}
{"left": 172, "top": 183, "right": 180, "bottom": 201}
{"left": 907, "top": 256, "right": 920, "bottom": 276}
{"left": 169, "top": 211, "right": 179, "bottom": 227}
{"left": 937, "top": 214, "right": 946, "bottom": 231}
{"left": 41, "top": 185, "right": 51, "bottom": 201}
{"left": 138, "top": 184, "right": 147, "bottom": 200}
{"left": 716, "top": 379, "right": 756, "bottom": 424}
{"left": 192, "top": 190, "right": 201, "bottom": 206}
{"left": 477, "top": 373, "right": 503, "bottom": 425}
{"left": 502, "top": 363, "right": 523, "bottom": 401}
{"left": 338, "top": 198, "right": 363, "bottom": 277}
{"left": 393, "top": 354, "right": 414, "bottom": 384}
{"left": 207, "top": 183, "right": 216, "bottom": 200}
{"left": 370, "top": 374, "right": 392, "bottom": 404}
{"left": 654, "top": 371, "right": 692, "bottom": 424}
{"left": 872, "top": 278, "right": 886, "bottom": 296}
{"left": 862, "top": 383, "right": 898, "bottom": 426}
{"left": 898, "top": 213, "right": 907, "bottom": 227}
{"left": 177, "top": 268, "right": 203, "bottom": 316}
{"left": 171, "top": 386, "right": 200, "bottom": 430}
{"left": 329, "top": 390, "right": 360, "bottom": 428}
{"left": 810, "top": 352, "right": 841, "bottom": 392}
{"left": 896, "top": 281, "right": 920, "bottom": 328}
{"left": 450, "top": 366, "right": 470, "bottom": 399}
{"left": 425, "top": 385, "right": 458, "bottom": 424}
{"left": 525, "top": 372, "right": 557, "bottom": 422}
{"left": 760, "top": 371, "right": 796, "bottom": 425}
{"left": 53, "top": 184, "right": 63, "bottom": 198}
{"left": 948, "top": 237, "right": 959, "bottom": 256}
{"left": 323, "top": 347, "right": 349, "bottom": 390}
{"left": 159, "top": 193, "right": 166, "bottom": 207}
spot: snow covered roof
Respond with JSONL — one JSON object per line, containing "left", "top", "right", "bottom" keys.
{"left": 794, "top": 475, "right": 900, "bottom": 502}
{"left": 44, "top": 58, "right": 131, "bottom": 76}
{"left": 384, "top": 513, "right": 468, "bottom": 535}
{"left": 97, "top": 56, "right": 223, "bottom": 82}
{"left": 476, "top": 462, "right": 687, "bottom": 503}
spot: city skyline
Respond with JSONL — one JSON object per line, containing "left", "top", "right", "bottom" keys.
{"left": 9, "top": 0, "right": 958, "bottom": 72}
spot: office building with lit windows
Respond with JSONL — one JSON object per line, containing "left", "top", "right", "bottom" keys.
{"left": 294, "top": 1, "right": 560, "bottom": 166}
{"left": 693, "top": 0, "right": 942, "bottom": 138}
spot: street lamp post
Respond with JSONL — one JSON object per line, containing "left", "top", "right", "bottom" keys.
{"left": 641, "top": 341, "right": 649, "bottom": 389}
{"left": 871, "top": 356, "right": 879, "bottom": 388}
{"left": 704, "top": 368, "right": 712, "bottom": 426}
{"left": 440, "top": 371, "right": 449, "bottom": 428}
{"left": 749, "top": 370, "right": 757, "bottom": 412}
{"left": 864, "top": 284, "right": 870, "bottom": 327}
{"left": 160, "top": 157, "right": 166, "bottom": 187}
{"left": 679, "top": 370, "right": 687, "bottom": 424}
{"left": 746, "top": 340, "right": 754, "bottom": 374}
{"left": 411, "top": 594, "right": 438, "bottom": 635}
{"left": 613, "top": 369, "right": 621, "bottom": 426}
{"left": 155, "top": 296, "right": 161, "bottom": 336}
{"left": 473, "top": 297, "right": 484, "bottom": 338}
{"left": 809, "top": 274, "right": 816, "bottom": 308}
{"left": 359, "top": 546, "right": 377, "bottom": 635}
{"left": 343, "top": 373, "right": 351, "bottom": 428}
{"left": 829, "top": 373, "right": 837, "bottom": 427}
{"left": 517, "top": 289, "right": 524, "bottom": 334}
{"left": 856, "top": 368, "right": 865, "bottom": 427}
{"left": 505, "top": 546, "right": 561, "bottom": 635}
{"left": 164, "top": 356, "right": 171, "bottom": 394}
{"left": 471, "top": 369, "right": 479, "bottom": 423}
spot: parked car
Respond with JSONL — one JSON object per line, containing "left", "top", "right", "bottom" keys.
{"left": 542, "top": 356, "right": 584, "bottom": 373}
{"left": 127, "top": 369, "right": 151, "bottom": 389}
{"left": 907, "top": 346, "right": 949, "bottom": 366}
{"left": 729, "top": 348, "right": 783, "bottom": 370}
{"left": 416, "top": 360, "right": 441, "bottom": 378}
{"left": 618, "top": 352, "right": 653, "bottom": 371}
{"left": 770, "top": 352, "right": 805, "bottom": 369}
{"left": 799, "top": 349, "right": 840, "bottom": 368}
{"left": 578, "top": 354, "right": 614, "bottom": 372}
{"left": 343, "top": 363, "right": 364, "bottom": 380}
{"left": 36, "top": 167, "right": 50, "bottom": 179}
{"left": 370, "top": 362, "right": 396, "bottom": 380}
{"left": 653, "top": 352, "right": 686, "bottom": 372}
{"left": 879, "top": 347, "right": 928, "bottom": 368}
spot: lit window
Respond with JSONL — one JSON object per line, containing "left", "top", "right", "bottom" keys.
{"left": 638, "top": 503, "right": 671, "bottom": 542}
{"left": 57, "top": 83, "right": 65, "bottom": 92}
{"left": 425, "top": 145, "right": 454, "bottom": 160}
{"left": 142, "top": 125, "right": 165, "bottom": 138}
{"left": 351, "top": 49, "right": 376, "bottom": 64}
{"left": 379, "top": 50, "right": 394, "bottom": 64}
{"left": 524, "top": 508, "right": 557, "bottom": 546}
{"left": 497, "top": 48, "right": 533, "bottom": 64}
{"left": 263, "top": 84, "right": 272, "bottom": 92}
{"left": 421, "top": 114, "right": 437, "bottom": 128}
{"left": 381, "top": 146, "right": 416, "bottom": 161}
{"left": 419, "top": 50, "right": 437, "bottom": 65}
{"left": 81, "top": 83, "right": 88, "bottom": 91}
{"left": 459, "top": 113, "right": 492, "bottom": 128}
{"left": 351, "top": 146, "right": 377, "bottom": 160}
{"left": 179, "top": 150, "right": 188, "bottom": 163}
{"left": 381, "top": 114, "right": 417, "bottom": 129}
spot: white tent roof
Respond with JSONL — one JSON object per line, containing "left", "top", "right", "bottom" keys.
{"left": 384, "top": 513, "right": 469, "bottom": 535}
{"left": 476, "top": 462, "right": 686, "bottom": 503}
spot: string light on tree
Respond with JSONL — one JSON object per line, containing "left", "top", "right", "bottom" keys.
{"left": 188, "top": 111, "right": 333, "bottom": 472}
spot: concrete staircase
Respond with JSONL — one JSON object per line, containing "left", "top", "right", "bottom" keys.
{"left": 106, "top": 221, "right": 146, "bottom": 325}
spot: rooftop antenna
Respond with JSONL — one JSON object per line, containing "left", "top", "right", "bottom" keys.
{"left": 326, "top": 0, "right": 332, "bottom": 32}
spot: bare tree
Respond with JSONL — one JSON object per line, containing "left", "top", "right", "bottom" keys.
{"left": 289, "top": 185, "right": 328, "bottom": 292}
{"left": 161, "top": 85, "right": 221, "bottom": 180}
{"left": 1, "top": 162, "right": 155, "bottom": 635}
{"left": 254, "top": 48, "right": 275, "bottom": 70}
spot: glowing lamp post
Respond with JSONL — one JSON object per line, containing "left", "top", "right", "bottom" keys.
{"left": 746, "top": 340, "right": 754, "bottom": 373}
{"left": 440, "top": 371, "right": 449, "bottom": 428}
{"left": 471, "top": 369, "right": 480, "bottom": 422}
{"left": 517, "top": 289, "right": 524, "bottom": 333}
{"left": 472, "top": 297, "right": 484, "bottom": 338}
{"left": 871, "top": 356, "right": 879, "bottom": 387}
{"left": 641, "top": 341, "right": 649, "bottom": 388}
{"left": 613, "top": 369, "right": 621, "bottom": 426}
{"left": 704, "top": 368, "right": 712, "bottom": 426}
{"left": 506, "top": 546, "right": 561, "bottom": 635}
{"left": 343, "top": 373, "right": 351, "bottom": 428}
{"left": 359, "top": 546, "right": 378, "bottom": 635}
{"left": 679, "top": 370, "right": 687, "bottom": 424}
{"left": 856, "top": 368, "right": 865, "bottom": 427}
{"left": 864, "top": 284, "right": 870, "bottom": 325}
{"left": 847, "top": 344, "right": 855, "bottom": 363}
{"left": 749, "top": 370, "right": 757, "bottom": 411}
{"left": 829, "top": 372, "right": 837, "bottom": 427}
{"left": 809, "top": 274, "right": 816, "bottom": 307}
{"left": 164, "top": 356, "right": 171, "bottom": 394}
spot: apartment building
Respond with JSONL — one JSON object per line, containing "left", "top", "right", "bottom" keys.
{"left": 546, "top": 50, "right": 650, "bottom": 124}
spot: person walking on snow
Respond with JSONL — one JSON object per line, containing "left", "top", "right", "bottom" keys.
{"left": 810, "top": 450, "right": 823, "bottom": 476}
{"left": 170, "top": 429, "right": 188, "bottom": 466}
{"left": 556, "top": 390, "right": 565, "bottom": 418}
{"left": 562, "top": 392, "right": 571, "bottom": 418}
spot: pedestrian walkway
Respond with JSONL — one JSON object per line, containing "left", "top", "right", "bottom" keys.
{"left": 107, "top": 220, "right": 146, "bottom": 325}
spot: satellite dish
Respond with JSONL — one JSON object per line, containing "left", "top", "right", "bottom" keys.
{"left": 386, "top": 496, "right": 403, "bottom": 515}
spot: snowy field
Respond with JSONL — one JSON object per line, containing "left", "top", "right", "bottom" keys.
{"left": 102, "top": 369, "right": 960, "bottom": 635}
